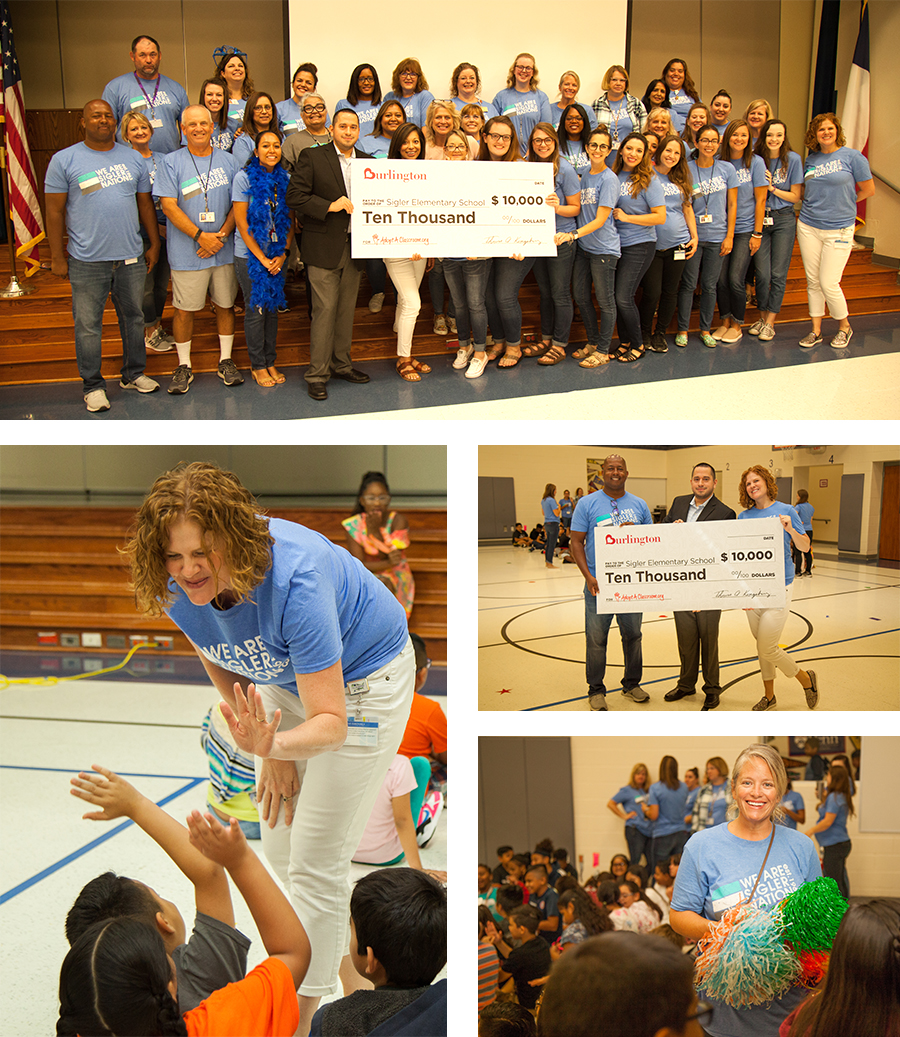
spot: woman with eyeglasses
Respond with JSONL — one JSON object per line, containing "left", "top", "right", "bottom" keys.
{"left": 232, "top": 91, "right": 279, "bottom": 166}
{"left": 675, "top": 126, "right": 738, "bottom": 348}
{"left": 477, "top": 116, "right": 533, "bottom": 369}
{"left": 558, "top": 103, "right": 593, "bottom": 177}
{"left": 277, "top": 62, "right": 319, "bottom": 136}
{"left": 551, "top": 71, "right": 598, "bottom": 131}
{"left": 591, "top": 65, "right": 647, "bottom": 168}
{"left": 343, "top": 471, "right": 415, "bottom": 617}
{"left": 334, "top": 63, "right": 382, "bottom": 135}
{"left": 556, "top": 126, "right": 620, "bottom": 369}
{"left": 449, "top": 62, "right": 497, "bottom": 121}
{"left": 358, "top": 100, "right": 406, "bottom": 158}
{"left": 384, "top": 57, "right": 435, "bottom": 128}
{"left": 491, "top": 52, "right": 552, "bottom": 155}
{"left": 661, "top": 57, "right": 702, "bottom": 133}
{"left": 523, "top": 124, "right": 580, "bottom": 365}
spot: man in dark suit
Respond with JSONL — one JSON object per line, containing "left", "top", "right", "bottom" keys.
{"left": 286, "top": 110, "right": 369, "bottom": 400}
{"left": 662, "top": 462, "right": 736, "bottom": 710}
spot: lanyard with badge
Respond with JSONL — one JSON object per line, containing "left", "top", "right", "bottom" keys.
{"left": 345, "top": 678, "right": 380, "bottom": 746}
{"left": 608, "top": 97, "right": 626, "bottom": 147}
{"left": 764, "top": 158, "right": 779, "bottom": 226}
{"left": 134, "top": 72, "right": 163, "bottom": 127}
{"left": 694, "top": 161, "right": 716, "bottom": 225}
{"left": 188, "top": 149, "right": 217, "bottom": 225}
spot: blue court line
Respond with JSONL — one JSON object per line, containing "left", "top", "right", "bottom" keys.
{"left": 0, "top": 776, "right": 206, "bottom": 904}
{"left": 0, "top": 765, "right": 205, "bottom": 780}
{"left": 519, "top": 627, "right": 899, "bottom": 711}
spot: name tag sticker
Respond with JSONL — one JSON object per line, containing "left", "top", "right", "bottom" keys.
{"left": 199, "top": 211, "right": 216, "bottom": 223}
{"left": 345, "top": 717, "right": 379, "bottom": 747}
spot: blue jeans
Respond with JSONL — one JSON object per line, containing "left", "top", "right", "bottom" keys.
{"left": 572, "top": 247, "right": 618, "bottom": 352}
{"left": 68, "top": 256, "right": 147, "bottom": 393}
{"left": 625, "top": 826, "right": 650, "bottom": 869}
{"left": 443, "top": 258, "right": 490, "bottom": 346}
{"left": 716, "top": 231, "right": 753, "bottom": 322}
{"left": 755, "top": 207, "right": 796, "bottom": 313}
{"left": 211, "top": 810, "right": 261, "bottom": 841}
{"left": 531, "top": 238, "right": 575, "bottom": 347}
{"left": 428, "top": 258, "right": 454, "bottom": 318}
{"left": 139, "top": 231, "right": 169, "bottom": 327}
{"left": 366, "top": 257, "right": 386, "bottom": 295}
{"left": 677, "top": 240, "right": 725, "bottom": 332}
{"left": 544, "top": 522, "right": 559, "bottom": 564}
{"left": 649, "top": 830, "right": 688, "bottom": 879}
{"left": 234, "top": 256, "right": 281, "bottom": 369}
{"left": 615, "top": 240, "right": 656, "bottom": 345}
{"left": 584, "top": 586, "right": 643, "bottom": 694}
{"left": 485, "top": 256, "right": 535, "bottom": 346}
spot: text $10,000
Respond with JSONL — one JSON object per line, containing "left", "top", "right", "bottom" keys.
{"left": 720, "top": 551, "right": 775, "bottom": 562}
{"left": 491, "top": 195, "right": 543, "bottom": 205}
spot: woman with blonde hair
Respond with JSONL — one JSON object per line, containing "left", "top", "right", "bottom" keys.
{"left": 591, "top": 65, "right": 647, "bottom": 166}
{"left": 492, "top": 51, "right": 552, "bottom": 154}
{"left": 743, "top": 98, "right": 774, "bottom": 146}
{"left": 643, "top": 107, "right": 675, "bottom": 141}
{"left": 737, "top": 466, "right": 820, "bottom": 710}
{"left": 423, "top": 100, "right": 463, "bottom": 157}
{"left": 607, "top": 762, "right": 653, "bottom": 868}
{"left": 552, "top": 70, "right": 598, "bottom": 131}
{"left": 385, "top": 56, "right": 434, "bottom": 127}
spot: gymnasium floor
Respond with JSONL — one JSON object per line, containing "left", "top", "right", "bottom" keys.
{"left": 0, "top": 663, "right": 447, "bottom": 1037}
{"left": 1, "top": 313, "right": 898, "bottom": 421}
{"left": 478, "top": 544, "right": 900, "bottom": 711}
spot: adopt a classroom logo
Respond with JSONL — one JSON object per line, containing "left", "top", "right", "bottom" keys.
{"left": 78, "top": 164, "right": 136, "bottom": 195}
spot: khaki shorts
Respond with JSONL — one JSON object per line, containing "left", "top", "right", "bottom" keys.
{"left": 171, "top": 264, "right": 238, "bottom": 311}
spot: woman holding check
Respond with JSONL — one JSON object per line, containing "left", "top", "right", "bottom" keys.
{"left": 125, "top": 461, "right": 414, "bottom": 1034}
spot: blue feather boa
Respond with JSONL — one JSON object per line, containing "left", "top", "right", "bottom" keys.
{"left": 245, "top": 155, "right": 291, "bottom": 311}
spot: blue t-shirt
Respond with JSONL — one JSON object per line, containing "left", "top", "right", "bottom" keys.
{"left": 779, "top": 790, "right": 805, "bottom": 830}
{"left": 672, "top": 823, "right": 821, "bottom": 1037}
{"left": 276, "top": 97, "right": 304, "bottom": 136}
{"left": 575, "top": 167, "right": 620, "bottom": 257}
{"left": 549, "top": 161, "right": 582, "bottom": 233}
{"left": 102, "top": 71, "right": 189, "bottom": 155}
{"left": 666, "top": 90, "right": 696, "bottom": 133}
{"left": 384, "top": 90, "right": 434, "bottom": 128}
{"left": 612, "top": 784, "right": 652, "bottom": 835}
{"left": 800, "top": 147, "right": 871, "bottom": 229}
{"left": 529, "top": 886, "right": 561, "bottom": 943}
{"left": 656, "top": 175, "right": 691, "bottom": 250}
{"left": 541, "top": 497, "right": 560, "bottom": 523}
{"left": 153, "top": 147, "right": 240, "bottom": 270}
{"left": 765, "top": 151, "right": 803, "bottom": 211}
{"left": 334, "top": 97, "right": 380, "bottom": 132}
{"left": 687, "top": 159, "right": 738, "bottom": 242}
{"left": 179, "top": 126, "right": 235, "bottom": 153}
{"left": 816, "top": 792, "right": 850, "bottom": 846}
{"left": 356, "top": 134, "right": 392, "bottom": 159}
{"left": 615, "top": 170, "right": 665, "bottom": 247}
{"left": 795, "top": 502, "right": 814, "bottom": 530}
{"left": 570, "top": 489, "right": 653, "bottom": 577}
{"left": 491, "top": 88, "right": 552, "bottom": 154}
{"left": 230, "top": 133, "right": 258, "bottom": 169}
{"left": 226, "top": 99, "right": 246, "bottom": 135}
{"left": 685, "top": 786, "right": 700, "bottom": 831}
{"left": 451, "top": 96, "right": 498, "bottom": 120}
{"left": 165, "top": 518, "right": 409, "bottom": 692}
{"left": 560, "top": 143, "right": 591, "bottom": 178}
{"left": 737, "top": 501, "right": 805, "bottom": 586}
{"left": 648, "top": 780, "right": 689, "bottom": 837}
{"left": 138, "top": 153, "right": 167, "bottom": 228}
{"left": 44, "top": 142, "right": 150, "bottom": 262}
{"left": 559, "top": 498, "right": 575, "bottom": 519}
{"left": 723, "top": 155, "right": 767, "bottom": 233}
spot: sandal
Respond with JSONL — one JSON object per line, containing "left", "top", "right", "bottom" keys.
{"left": 616, "top": 345, "right": 645, "bottom": 363}
{"left": 396, "top": 358, "right": 421, "bottom": 381}
{"left": 521, "top": 341, "right": 551, "bottom": 358}
{"left": 537, "top": 345, "right": 566, "bottom": 365}
{"left": 579, "top": 351, "right": 611, "bottom": 368}
{"left": 410, "top": 358, "right": 431, "bottom": 374}
{"left": 485, "top": 344, "right": 505, "bottom": 362}
{"left": 252, "top": 369, "right": 276, "bottom": 387}
{"left": 572, "top": 345, "right": 592, "bottom": 360}
{"left": 498, "top": 347, "right": 522, "bottom": 368}
{"left": 267, "top": 366, "right": 286, "bottom": 384}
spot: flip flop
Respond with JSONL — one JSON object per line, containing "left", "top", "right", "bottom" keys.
{"left": 498, "top": 347, "right": 522, "bottom": 368}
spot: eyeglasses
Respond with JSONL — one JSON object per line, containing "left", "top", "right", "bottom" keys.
{"left": 362, "top": 494, "right": 390, "bottom": 503}
{"left": 253, "top": 104, "right": 273, "bottom": 112}
{"left": 358, "top": 76, "right": 375, "bottom": 84}
{"left": 444, "top": 143, "right": 467, "bottom": 152}
{"left": 400, "top": 71, "right": 418, "bottom": 78}
{"left": 686, "top": 1002, "right": 713, "bottom": 1026}
{"left": 587, "top": 142, "right": 611, "bottom": 151}
{"left": 532, "top": 137, "right": 554, "bottom": 146}
{"left": 486, "top": 132, "right": 511, "bottom": 142}
{"left": 302, "top": 104, "right": 326, "bottom": 114}
{"left": 515, "top": 64, "right": 534, "bottom": 73}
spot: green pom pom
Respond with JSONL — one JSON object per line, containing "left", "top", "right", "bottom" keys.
{"left": 778, "top": 876, "right": 847, "bottom": 951}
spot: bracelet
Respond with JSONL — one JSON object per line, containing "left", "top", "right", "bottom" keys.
{"left": 751, "top": 232, "right": 762, "bottom": 238}
{"left": 193, "top": 228, "right": 202, "bottom": 243}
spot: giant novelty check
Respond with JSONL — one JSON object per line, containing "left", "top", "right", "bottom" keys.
{"left": 349, "top": 160, "right": 556, "bottom": 258}
{"left": 594, "top": 517, "right": 786, "bottom": 613}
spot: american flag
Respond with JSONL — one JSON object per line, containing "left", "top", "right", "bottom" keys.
{"left": 1, "top": 0, "right": 45, "bottom": 274}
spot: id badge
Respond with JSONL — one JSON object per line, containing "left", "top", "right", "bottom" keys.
{"left": 270, "top": 230, "right": 278, "bottom": 242}
{"left": 763, "top": 211, "right": 774, "bottom": 227}
{"left": 673, "top": 246, "right": 687, "bottom": 261}
{"left": 199, "top": 211, "right": 216, "bottom": 223}
{"left": 345, "top": 716, "right": 379, "bottom": 747}
{"left": 698, "top": 214, "right": 713, "bottom": 224}
{"left": 149, "top": 118, "right": 163, "bottom": 128}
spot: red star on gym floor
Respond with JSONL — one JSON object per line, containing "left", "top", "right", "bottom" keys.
{"left": 498, "top": 688, "right": 512, "bottom": 694}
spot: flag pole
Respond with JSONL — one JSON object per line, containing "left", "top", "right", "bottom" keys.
{"left": 0, "top": 108, "right": 37, "bottom": 298}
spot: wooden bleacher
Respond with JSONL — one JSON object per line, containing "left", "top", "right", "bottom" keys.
{"left": 0, "top": 504, "right": 447, "bottom": 664}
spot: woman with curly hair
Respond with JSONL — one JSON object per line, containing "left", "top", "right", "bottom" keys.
{"left": 643, "top": 106, "right": 675, "bottom": 141}
{"left": 796, "top": 112, "right": 874, "bottom": 349}
{"left": 737, "top": 466, "right": 819, "bottom": 711}
{"left": 124, "top": 461, "right": 414, "bottom": 1034}
{"left": 384, "top": 57, "right": 435, "bottom": 128}
{"left": 660, "top": 57, "right": 701, "bottom": 132}
{"left": 449, "top": 62, "right": 497, "bottom": 120}
{"left": 491, "top": 51, "right": 552, "bottom": 155}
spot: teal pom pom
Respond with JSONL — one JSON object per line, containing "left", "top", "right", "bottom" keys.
{"left": 778, "top": 877, "right": 848, "bottom": 951}
{"left": 695, "top": 904, "right": 800, "bottom": 1008}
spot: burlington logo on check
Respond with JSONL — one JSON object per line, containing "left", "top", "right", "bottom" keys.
{"left": 181, "top": 178, "right": 203, "bottom": 199}
{"left": 78, "top": 172, "right": 103, "bottom": 196}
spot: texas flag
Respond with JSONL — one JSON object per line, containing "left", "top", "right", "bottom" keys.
{"left": 841, "top": 0, "right": 870, "bottom": 225}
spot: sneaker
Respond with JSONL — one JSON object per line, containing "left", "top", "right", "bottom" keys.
{"left": 622, "top": 685, "right": 650, "bottom": 703}
{"left": 168, "top": 365, "right": 193, "bottom": 394}
{"left": 588, "top": 692, "right": 608, "bottom": 711}
{"left": 433, "top": 313, "right": 448, "bottom": 335}
{"left": 803, "top": 669, "right": 819, "bottom": 709}
{"left": 752, "top": 694, "right": 776, "bottom": 711}
{"left": 368, "top": 292, "right": 384, "bottom": 314}
{"left": 758, "top": 323, "right": 776, "bottom": 341}
{"left": 799, "top": 331, "right": 823, "bottom": 348}
{"left": 747, "top": 319, "right": 766, "bottom": 336}
{"left": 712, "top": 324, "right": 729, "bottom": 340}
{"left": 649, "top": 331, "right": 668, "bottom": 353}
{"left": 447, "top": 314, "right": 457, "bottom": 333}
{"left": 453, "top": 345, "right": 474, "bottom": 369}
{"left": 700, "top": 332, "right": 717, "bottom": 348}
{"left": 415, "top": 790, "right": 444, "bottom": 848}
{"left": 675, "top": 332, "right": 688, "bottom": 347}
{"left": 830, "top": 327, "right": 853, "bottom": 349}
{"left": 119, "top": 374, "right": 160, "bottom": 393}
{"left": 145, "top": 326, "right": 174, "bottom": 352}
{"left": 465, "top": 354, "right": 488, "bottom": 379}
{"left": 217, "top": 358, "right": 244, "bottom": 386}
{"left": 84, "top": 388, "right": 110, "bottom": 412}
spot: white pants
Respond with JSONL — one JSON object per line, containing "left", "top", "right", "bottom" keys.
{"left": 796, "top": 219, "right": 854, "bottom": 320}
{"left": 253, "top": 638, "right": 415, "bottom": 996}
{"left": 384, "top": 257, "right": 426, "bottom": 357}
{"left": 745, "top": 582, "right": 799, "bottom": 682}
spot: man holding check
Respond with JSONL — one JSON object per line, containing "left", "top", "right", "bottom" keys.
{"left": 662, "top": 463, "right": 736, "bottom": 711}
{"left": 570, "top": 455, "right": 653, "bottom": 711}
